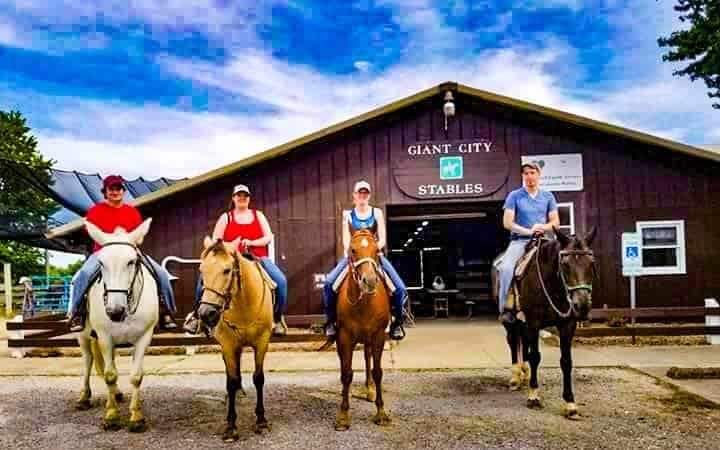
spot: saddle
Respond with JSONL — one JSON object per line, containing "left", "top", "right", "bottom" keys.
{"left": 240, "top": 253, "right": 278, "bottom": 291}
{"left": 331, "top": 262, "right": 396, "bottom": 294}
{"left": 514, "top": 237, "right": 548, "bottom": 279}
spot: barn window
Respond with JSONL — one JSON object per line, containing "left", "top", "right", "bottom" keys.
{"left": 636, "top": 220, "right": 686, "bottom": 275}
{"left": 557, "top": 202, "right": 574, "bottom": 235}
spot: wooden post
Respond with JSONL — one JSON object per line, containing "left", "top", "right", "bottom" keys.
{"left": 4, "top": 262, "right": 12, "bottom": 317}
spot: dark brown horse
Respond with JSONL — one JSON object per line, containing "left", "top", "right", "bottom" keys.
{"left": 505, "top": 227, "right": 597, "bottom": 418}
{"left": 322, "top": 228, "right": 392, "bottom": 431}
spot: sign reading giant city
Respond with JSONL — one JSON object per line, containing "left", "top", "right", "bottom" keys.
{"left": 392, "top": 139, "right": 510, "bottom": 199}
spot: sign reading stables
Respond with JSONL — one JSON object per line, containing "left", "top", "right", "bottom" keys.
{"left": 392, "top": 139, "right": 510, "bottom": 199}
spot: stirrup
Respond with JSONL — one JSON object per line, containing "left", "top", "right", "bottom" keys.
{"left": 500, "top": 308, "right": 517, "bottom": 326}
{"left": 68, "top": 315, "right": 85, "bottom": 332}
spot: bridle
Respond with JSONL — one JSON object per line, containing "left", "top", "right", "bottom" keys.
{"left": 199, "top": 253, "right": 241, "bottom": 312}
{"left": 535, "top": 243, "right": 596, "bottom": 319}
{"left": 99, "top": 242, "right": 144, "bottom": 320}
{"left": 347, "top": 237, "right": 382, "bottom": 305}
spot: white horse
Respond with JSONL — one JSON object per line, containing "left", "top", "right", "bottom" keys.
{"left": 75, "top": 219, "right": 159, "bottom": 432}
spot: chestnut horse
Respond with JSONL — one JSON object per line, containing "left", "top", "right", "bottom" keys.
{"left": 322, "top": 228, "right": 392, "bottom": 431}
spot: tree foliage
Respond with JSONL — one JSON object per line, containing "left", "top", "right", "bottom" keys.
{"left": 658, "top": 0, "right": 720, "bottom": 109}
{"left": 0, "top": 110, "right": 56, "bottom": 277}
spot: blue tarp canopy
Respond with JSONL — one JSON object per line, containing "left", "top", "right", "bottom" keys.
{"left": 1, "top": 160, "right": 184, "bottom": 252}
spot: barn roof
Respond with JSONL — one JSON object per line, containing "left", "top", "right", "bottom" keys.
{"left": 47, "top": 81, "right": 720, "bottom": 239}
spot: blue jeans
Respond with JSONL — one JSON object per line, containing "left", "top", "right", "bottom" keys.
{"left": 194, "top": 256, "right": 287, "bottom": 316}
{"left": 497, "top": 239, "right": 529, "bottom": 313}
{"left": 322, "top": 256, "right": 407, "bottom": 323}
{"left": 69, "top": 253, "right": 176, "bottom": 316}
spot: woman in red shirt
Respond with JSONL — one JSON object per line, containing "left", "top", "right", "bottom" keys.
{"left": 184, "top": 184, "right": 288, "bottom": 336}
{"left": 68, "top": 175, "right": 177, "bottom": 332}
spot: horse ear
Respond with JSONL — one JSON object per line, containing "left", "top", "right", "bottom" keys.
{"left": 85, "top": 220, "right": 109, "bottom": 247}
{"left": 203, "top": 236, "right": 214, "bottom": 250}
{"left": 554, "top": 225, "right": 571, "bottom": 247}
{"left": 129, "top": 218, "right": 152, "bottom": 246}
{"left": 584, "top": 226, "right": 597, "bottom": 247}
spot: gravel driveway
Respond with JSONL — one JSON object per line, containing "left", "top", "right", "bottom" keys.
{"left": 0, "top": 368, "right": 717, "bottom": 450}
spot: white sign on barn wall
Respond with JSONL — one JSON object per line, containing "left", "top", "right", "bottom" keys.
{"left": 520, "top": 153, "right": 584, "bottom": 191}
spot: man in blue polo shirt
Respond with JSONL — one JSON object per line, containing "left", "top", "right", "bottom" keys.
{"left": 498, "top": 161, "right": 560, "bottom": 324}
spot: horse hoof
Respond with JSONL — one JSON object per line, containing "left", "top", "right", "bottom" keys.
{"left": 222, "top": 426, "right": 239, "bottom": 442}
{"left": 334, "top": 416, "right": 351, "bottom": 431}
{"left": 75, "top": 399, "right": 93, "bottom": 411}
{"left": 526, "top": 398, "right": 542, "bottom": 409}
{"left": 115, "top": 392, "right": 124, "bottom": 403}
{"left": 372, "top": 412, "right": 391, "bottom": 426}
{"left": 253, "top": 420, "right": 272, "bottom": 434}
{"left": 564, "top": 403, "right": 581, "bottom": 420}
{"left": 102, "top": 416, "right": 123, "bottom": 431}
{"left": 128, "top": 418, "right": 148, "bottom": 433}
{"left": 509, "top": 378, "right": 522, "bottom": 391}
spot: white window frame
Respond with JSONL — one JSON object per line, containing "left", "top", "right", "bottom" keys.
{"left": 557, "top": 202, "right": 575, "bottom": 235}
{"left": 636, "top": 220, "right": 686, "bottom": 275}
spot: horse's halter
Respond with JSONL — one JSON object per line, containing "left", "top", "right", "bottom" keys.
{"left": 536, "top": 244, "right": 596, "bottom": 319}
{"left": 348, "top": 235, "right": 381, "bottom": 299}
{"left": 200, "top": 252, "right": 240, "bottom": 312}
{"left": 99, "top": 242, "right": 144, "bottom": 319}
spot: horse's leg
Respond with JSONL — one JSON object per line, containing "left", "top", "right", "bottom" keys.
{"left": 127, "top": 329, "right": 153, "bottom": 432}
{"left": 506, "top": 324, "right": 522, "bottom": 390}
{"left": 364, "top": 344, "right": 376, "bottom": 402}
{"left": 221, "top": 342, "right": 241, "bottom": 442}
{"left": 98, "top": 339, "right": 122, "bottom": 431}
{"left": 252, "top": 335, "right": 272, "bottom": 434}
{"left": 371, "top": 335, "right": 391, "bottom": 426}
{"left": 559, "top": 321, "right": 580, "bottom": 419}
{"left": 526, "top": 328, "right": 542, "bottom": 409}
{"left": 75, "top": 333, "right": 94, "bottom": 410}
{"left": 335, "top": 335, "right": 355, "bottom": 431}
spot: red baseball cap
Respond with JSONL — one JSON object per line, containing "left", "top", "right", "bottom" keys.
{"left": 102, "top": 175, "right": 125, "bottom": 191}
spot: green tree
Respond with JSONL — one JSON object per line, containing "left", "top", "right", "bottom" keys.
{"left": 48, "top": 259, "right": 84, "bottom": 277}
{"left": 0, "top": 110, "right": 56, "bottom": 277}
{"left": 658, "top": 0, "right": 720, "bottom": 109}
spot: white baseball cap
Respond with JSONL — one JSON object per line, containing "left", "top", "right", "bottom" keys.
{"left": 19, "top": 276, "right": 31, "bottom": 284}
{"left": 353, "top": 180, "right": 372, "bottom": 193}
{"left": 232, "top": 184, "right": 250, "bottom": 195}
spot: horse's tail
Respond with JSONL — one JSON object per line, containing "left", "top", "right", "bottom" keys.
{"left": 316, "top": 335, "right": 336, "bottom": 352}
{"left": 90, "top": 338, "right": 105, "bottom": 376}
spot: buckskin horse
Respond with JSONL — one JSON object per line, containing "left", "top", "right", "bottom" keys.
{"left": 321, "top": 228, "right": 392, "bottom": 431}
{"left": 197, "top": 237, "right": 274, "bottom": 442}
{"left": 503, "top": 227, "right": 597, "bottom": 419}
{"left": 76, "top": 219, "right": 158, "bottom": 432}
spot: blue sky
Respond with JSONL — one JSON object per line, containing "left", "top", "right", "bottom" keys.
{"left": 1, "top": 0, "right": 717, "bottom": 184}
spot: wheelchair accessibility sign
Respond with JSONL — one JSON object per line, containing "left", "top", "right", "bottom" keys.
{"left": 622, "top": 232, "right": 642, "bottom": 277}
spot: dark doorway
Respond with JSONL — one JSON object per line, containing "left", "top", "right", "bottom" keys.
{"left": 386, "top": 202, "right": 507, "bottom": 318}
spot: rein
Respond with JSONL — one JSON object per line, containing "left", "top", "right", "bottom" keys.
{"left": 100, "top": 242, "right": 144, "bottom": 320}
{"left": 534, "top": 242, "right": 595, "bottom": 319}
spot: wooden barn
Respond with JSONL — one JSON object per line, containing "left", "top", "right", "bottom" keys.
{"left": 47, "top": 82, "right": 720, "bottom": 322}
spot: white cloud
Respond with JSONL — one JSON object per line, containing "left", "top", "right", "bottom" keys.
{"left": 354, "top": 60, "right": 372, "bottom": 72}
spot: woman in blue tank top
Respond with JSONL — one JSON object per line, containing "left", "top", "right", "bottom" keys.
{"left": 322, "top": 180, "right": 407, "bottom": 340}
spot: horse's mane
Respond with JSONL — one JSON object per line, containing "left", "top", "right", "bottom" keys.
{"left": 201, "top": 238, "right": 229, "bottom": 259}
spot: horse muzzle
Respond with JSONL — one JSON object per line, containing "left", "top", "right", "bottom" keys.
{"left": 572, "top": 291, "right": 592, "bottom": 320}
{"left": 198, "top": 303, "right": 221, "bottom": 328}
{"left": 105, "top": 305, "right": 127, "bottom": 322}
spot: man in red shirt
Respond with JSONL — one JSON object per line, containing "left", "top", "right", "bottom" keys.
{"left": 68, "top": 175, "right": 177, "bottom": 332}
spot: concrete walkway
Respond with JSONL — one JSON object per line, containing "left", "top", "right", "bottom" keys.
{"left": 2, "top": 319, "right": 719, "bottom": 376}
